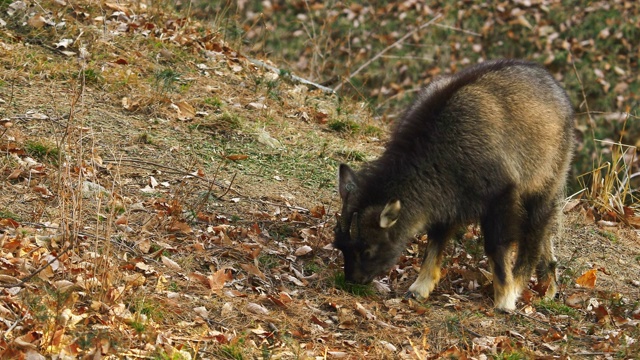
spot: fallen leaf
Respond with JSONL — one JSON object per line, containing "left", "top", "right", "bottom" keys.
{"left": 247, "top": 102, "right": 267, "bottom": 110}
{"left": 104, "top": 2, "right": 130, "bottom": 14}
{"left": 161, "top": 256, "right": 182, "bottom": 271}
{"left": 193, "top": 306, "right": 209, "bottom": 319}
{"left": 372, "top": 280, "right": 390, "bottom": 294}
{"left": 267, "top": 295, "right": 288, "bottom": 308}
{"left": 33, "top": 185, "right": 53, "bottom": 198}
{"left": 294, "top": 245, "right": 312, "bottom": 256}
{"left": 326, "top": 351, "right": 348, "bottom": 358}
{"left": 310, "top": 205, "right": 326, "bottom": 218}
{"left": 221, "top": 302, "right": 234, "bottom": 316}
{"left": 124, "top": 274, "right": 145, "bottom": 287}
{"left": 566, "top": 292, "right": 590, "bottom": 308}
{"left": 355, "top": 302, "right": 375, "bottom": 320}
{"left": 173, "top": 101, "right": 195, "bottom": 121}
{"left": 279, "top": 291, "right": 293, "bottom": 304}
{"left": 28, "top": 14, "right": 46, "bottom": 28}
{"left": 122, "top": 97, "right": 140, "bottom": 111}
{"left": 226, "top": 154, "right": 248, "bottom": 161}
{"left": 169, "top": 221, "right": 192, "bottom": 234}
{"left": 240, "top": 263, "right": 265, "bottom": 280}
{"left": 0, "top": 218, "right": 20, "bottom": 228}
{"left": 594, "top": 304, "right": 610, "bottom": 324}
{"left": 8, "top": 168, "right": 22, "bottom": 179}
{"left": 379, "top": 340, "right": 397, "bottom": 352}
{"left": 138, "top": 239, "right": 151, "bottom": 253}
{"left": 257, "top": 129, "right": 281, "bottom": 148}
{"left": 54, "top": 38, "right": 73, "bottom": 49}
{"left": 209, "top": 268, "right": 232, "bottom": 290}
{"left": 246, "top": 302, "right": 270, "bottom": 315}
{"left": 576, "top": 269, "right": 597, "bottom": 288}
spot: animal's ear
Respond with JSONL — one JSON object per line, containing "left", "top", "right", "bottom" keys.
{"left": 379, "top": 199, "right": 401, "bottom": 228}
{"left": 338, "top": 164, "right": 357, "bottom": 200}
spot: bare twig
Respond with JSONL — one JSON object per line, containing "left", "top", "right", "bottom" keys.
{"left": 513, "top": 310, "right": 566, "bottom": 334}
{"left": 334, "top": 14, "right": 442, "bottom": 92}
{"left": 102, "top": 158, "right": 239, "bottom": 194}
{"left": 434, "top": 23, "right": 481, "bottom": 36}
{"left": 254, "top": 199, "right": 310, "bottom": 214}
{"left": 246, "top": 57, "right": 335, "bottom": 94}
{"left": 460, "top": 326, "right": 482, "bottom": 338}
{"left": 217, "top": 172, "right": 237, "bottom": 200}
{"left": 2, "top": 315, "right": 24, "bottom": 338}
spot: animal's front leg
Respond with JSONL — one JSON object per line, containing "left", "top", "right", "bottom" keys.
{"left": 406, "top": 224, "right": 452, "bottom": 300}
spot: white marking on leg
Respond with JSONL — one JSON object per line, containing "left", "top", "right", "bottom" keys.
{"left": 494, "top": 277, "right": 525, "bottom": 311}
{"left": 494, "top": 284, "right": 518, "bottom": 311}
{"left": 408, "top": 250, "right": 441, "bottom": 299}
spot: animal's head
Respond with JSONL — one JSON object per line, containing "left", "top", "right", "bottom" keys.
{"left": 333, "top": 164, "right": 403, "bottom": 284}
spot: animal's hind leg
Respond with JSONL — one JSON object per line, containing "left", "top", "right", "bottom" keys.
{"left": 407, "top": 223, "right": 455, "bottom": 300}
{"left": 518, "top": 193, "right": 561, "bottom": 300}
{"left": 482, "top": 187, "right": 524, "bottom": 311}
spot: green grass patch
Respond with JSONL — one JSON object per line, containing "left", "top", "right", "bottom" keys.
{"left": 137, "top": 133, "right": 155, "bottom": 145}
{"left": 494, "top": 350, "right": 532, "bottom": 360}
{"left": 216, "top": 344, "right": 245, "bottom": 360}
{"left": 76, "top": 68, "right": 103, "bottom": 84}
{"left": 598, "top": 230, "right": 618, "bottom": 243}
{"left": 129, "top": 320, "right": 146, "bottom": 334}
{"left": 258, "top": 254, "right": 280, "bottom": 269}
{"left": 335, "top": 149, "right": 366, "bottom": 162}
{"left": 303, "top": 261, "right": 322, "bottom": 275}
{"left": 363, "top": 125, "right": 383, "bottom": 137}
{"left": 0, "top": 210, "right": 21, "bottom": 221}
{"left": 153, "top": 68, "right": 180, "bottom": 93}
{"left": 328, "top": 119, "right": 360, "bottom": 134}
{"left": 535, "top": 299, "right": 578, "bottom": 318}
{"left": 218, "top": 112, "right": 242, "bottom": 130}
{"left": 333, "top": 272, "right": 375, "bottom": 296}
{"left": 129, "top": 299, "right": 165, "bottom": 322}
{"left": 25, "top": 140, "right": 60, "bottom": 165}
{"left": 204, "top": 96, "right": 223, "bottom": 108}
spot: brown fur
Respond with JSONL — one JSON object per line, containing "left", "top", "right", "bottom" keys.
{"left": 334, "top": 59, "right": 574, "bottom": 310}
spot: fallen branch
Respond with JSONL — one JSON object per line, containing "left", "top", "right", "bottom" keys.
{"left": 334, "top": 13, "right": 442, "bottom": 92}
{"left": 102, "top": 158, "right": 240, "bottom": 195}
{"left": 434, "top": 23, "right": 481, "bottom": 37}
{"left": 246, "top": 57, "right": 335, "bottom": 94}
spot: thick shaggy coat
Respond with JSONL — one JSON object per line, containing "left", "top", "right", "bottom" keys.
{"left": 334, "top": 59, "right": 574, "bottom": 310}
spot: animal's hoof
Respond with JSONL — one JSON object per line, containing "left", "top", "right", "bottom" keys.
{"left": 495, "top": 307, "right": 514, "bottom": 315}
{"left": 404, "top": 291, "right": 425, "bottom": 301}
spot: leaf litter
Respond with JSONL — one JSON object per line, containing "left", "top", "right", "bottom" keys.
{"left": 0, "top": 0, "right": 639, "bottom": 359}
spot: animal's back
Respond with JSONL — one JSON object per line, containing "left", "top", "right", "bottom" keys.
{"left": 387, "top": 59, "right": 574, "bottom": 213}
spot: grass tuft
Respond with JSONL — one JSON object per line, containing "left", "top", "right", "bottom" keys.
{"left": 577, "top": 136, "right": 638, "bottom": 224}
{"left": 535, "top": 299, "right": 578, "bottom": 318}
{"left": 25, "top": 140, "right": 60, "bottom": 165}
{"left": 328, "top": 119, "right": 360, "bottom": 134}
{"left": 333, "top": 272, "right": 375, "bottom": 296}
